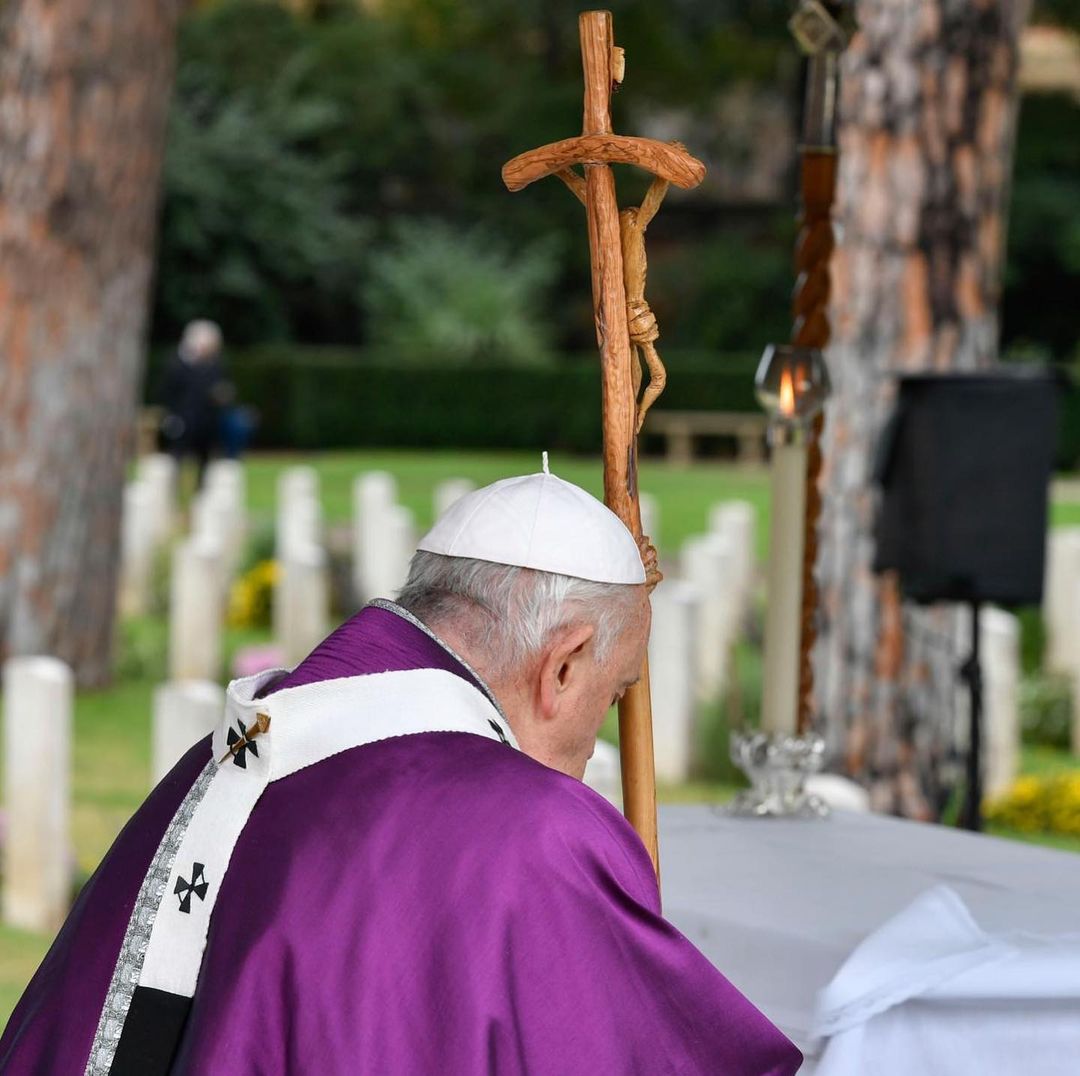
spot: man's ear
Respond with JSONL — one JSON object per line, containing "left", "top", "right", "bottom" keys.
{"left": 537, "top": 623, "right": 596, "bottom": 720}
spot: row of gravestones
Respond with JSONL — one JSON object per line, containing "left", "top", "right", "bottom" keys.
{"left": 1, "top": 459, "right": 1028, "bottom": 934}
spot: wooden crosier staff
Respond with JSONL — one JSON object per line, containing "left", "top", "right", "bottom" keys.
{"left": 502, "top": 10, "right": 704, "bottom": 877}
{"left": 789, "top": 0, "right": 848, "bottom": 736}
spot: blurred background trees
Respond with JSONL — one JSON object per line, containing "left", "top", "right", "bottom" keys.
{"left": 153, "top": 0, "right": 1078, "bottom": 379}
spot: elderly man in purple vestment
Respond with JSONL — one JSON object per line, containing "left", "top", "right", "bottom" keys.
{"left": 1, "top": 469, "right": 800, "bottom": 1076}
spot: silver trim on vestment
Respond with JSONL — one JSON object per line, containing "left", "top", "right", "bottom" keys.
{"left": 368, "top": 599, "right": 516, "bottom": 746}
{"left": 84, "top": 760, "right": 216, "bottom": 1075}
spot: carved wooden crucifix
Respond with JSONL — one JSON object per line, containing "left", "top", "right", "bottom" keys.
{"left": 502, "top": 10, "right": 705, "bottom": 878}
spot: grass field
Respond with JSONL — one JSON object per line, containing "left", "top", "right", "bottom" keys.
{"left": 229, "top": 449, "right": 774, "bottom": 560}
{"left": 3, "top": 450, "right": 1080, "bottom": 1026}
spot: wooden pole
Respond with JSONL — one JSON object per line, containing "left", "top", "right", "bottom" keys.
{"left": 502, "top": 11, "right": 703, "bottom": 880}
{"left": 794, "top": 151, "right": 838, "bottom": 736}
{"left": 577, "top": 11, "right": 659, "bottom": 876}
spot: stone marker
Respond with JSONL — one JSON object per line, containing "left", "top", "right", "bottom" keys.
{"left": 709, "top": 500, "right": 756, "bottom": 620}
{"left": 191, "top": 485, "right": 233, "bottom": 586}
{"left": 1045, "top": 528, "right": 1080, "bottom": 676}
{"left": 119, "top": 480, "right": 157, "bottom": 617}
{"left": 982, "top": 606, "right": 1021, "bottom": 801}
{"left": 277, "top": 490, "right": 322, "bottom": 566}
{"left": 204, "top": 460, "right": 247, "bottom": 576}
{"left": 638, "top": 492, "right": 659, "bottom": 546}
{"left": 353, "top": 472, "right": 398, "bottom": 602}
{"left": 277, "top": 543, "right": 331, "bottom": 668}
{"left": 583, "top": 738, "right": 622, "bottom": 810}
{"left": 1071, "top": 579, "right": 1080, "bottom": 757}
{"left": 2, "top": 656, "right": 73, "bottom": 932}
{"left": 276, "top": 467, "right": 319, "bottom": 562}
{"left": 364, "top": 505, "right": 416, "bottom": 600}
{"left": 169, "top": 538, "right": 224, "bottom": 682}
{"left": 152, "top": 680, "right": 224, "bottom": 784}
{"left": 649, "top": 580, "right": 700, "bottom": 784}
{"left": 136, "top": 453, "right": 177, "bottom": 547}
{"left": 681, "top": 533, "right": 737, "bottom": 701}
{"left": 433, "top": 478, "right": 477, "bottom": 520}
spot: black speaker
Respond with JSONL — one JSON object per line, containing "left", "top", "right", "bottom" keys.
{"left": 873, "top": 368, "right": 1060, "bottom": 606}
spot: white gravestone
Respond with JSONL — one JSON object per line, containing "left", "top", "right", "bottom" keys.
{"left": 273, "top": 492, "right": 323, "bottom": 644}
{"left": 365, "top": 504, "right": 416, "bottom": 600}
{"left": 709, "top": 500, "right": 757, "bottom": 623}
{"left": 2, "top": 656, "right": 73, "bottom": 932}
{"left": 136, "top": 453, "right": 177, "bottom": 547}
{"left": 583, "top": 739, "right": 623, "bottom": 810}
{"left": 119, "top": 480, "right": 157, "bottom": 617}
{"left": 638, "top": 492, "right": 659, "bottom": 547}
{"left": 190, "top": 485, "right": 235, "bottom": 594}
{"left": 276, "top": 467, "right": 319, "bottom": 562}
{"left": 681, "top": 534, "right": 738, "bottom": 702}
{"left": 277, "top": 543, "right": 331, "bottom": 668}
{"left": 353, "top": 472, "right": 398, "bottom": 602}
{"left": 1045, "top": 528, "right": 1080, "bottom": 676}
{"left": 169, "top": 538, "right": 224, "bottom": 682}
{"left": 981, "top": 607, "right": 1021, "bottom": 801}
{"left": 204, "top": 460, "right": 247, "bottom": 577}
{"left": 152, "top": 680, "right": 224, "bottom": 784}
{"left": 649, "top": 580, "right": 701, "bottom": 784}
{"left": 433, "top": 478, "right": 477, "bottom": 521}
{"left": 1072, "top": 578, "right": 1080, "bottom": 757}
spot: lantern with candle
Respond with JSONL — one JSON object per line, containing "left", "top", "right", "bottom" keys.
{"left": 726, "top": 343, "right": 831, "bottom": 818}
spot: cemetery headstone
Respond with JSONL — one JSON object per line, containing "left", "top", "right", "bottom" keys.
{"left": 709, "top": 500, "right": 757, "bottom": 620}
{"left": 152, "top": 680, "right": 224, "bottom": 784}
{"left": 136, "top": 452, "right": 177, "bottom": 547}
{"left": 277, "top": 543, "right": 330, "bottom": 668}
{"left": 649, "top": 580, "right": 700, "bottom": 784}
{"left": 681, "top": 533, "right": 737, "bottom": 701}
{"left": 583, "top": 739, "right": 623, "bottom": 810}
{"left": 169, "top": 538, "right": 224, "bottom": 682}
{"left": 982, "top": 606, "right": 1021, "bottom": 801}
{"left": 119, "top": 480, "right": 156, "bottom": 617}
{"left": 2, "top": 656, "right": 73, "bottom": 932}
{"left": 433, "top": 478, "right": 476, "bottom": 520}
{"left": 639, "top": 491, "right": 659, "bottom": 546}
{"left": 353, "top": 472, "right": 398, "bottom": 602}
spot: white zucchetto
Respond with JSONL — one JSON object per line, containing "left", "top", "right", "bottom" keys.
{"left": 417, "top": 470, "right": 646, "bottom": 585}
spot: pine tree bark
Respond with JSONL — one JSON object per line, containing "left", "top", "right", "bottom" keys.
{"left": 815, "top": 0, "right": 1032, "bottom": 818}
{"left": 0, "top": 1, "right": 183, "bottom": 686}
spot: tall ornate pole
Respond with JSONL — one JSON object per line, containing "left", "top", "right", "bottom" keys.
{"left": 790, "top": 0, "right": 848, "bottom": 735}
{"left": 502, "top": 11, "right": 704, "bottom": 878}
{"left": 728, "top": 1, "right": 844, "bottom": 817}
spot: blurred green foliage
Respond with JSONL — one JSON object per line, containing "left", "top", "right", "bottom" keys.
{"left": 1019, "top": 672, "right": 1074, "bottom": 750}
{"left": 152, "top": 0, "right": 801, "bottom": 350}
{"left": 214, "top": 346, "right": 759, "bottom": 451}
{"left": 1001, "top": 93, "right": 1080, "bottom": 365}
{"left": 155, "top": 0, "right": 1079, "bottom": 387}
{"left": 362, "top": 220, "right": 561, "bottom": 365}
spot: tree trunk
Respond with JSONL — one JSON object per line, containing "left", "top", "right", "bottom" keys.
{"left": 0, "top": 0, "right": 183, "bottom": 687}
{"left": 815, "top": 0, "right": 1032, "bottom": 818}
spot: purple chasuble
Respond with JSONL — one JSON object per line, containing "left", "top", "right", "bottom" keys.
{"left": 1, "top": 604, "right": 800, "bottom": 1075}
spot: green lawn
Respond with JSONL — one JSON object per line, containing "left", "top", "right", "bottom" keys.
{"left": 234, "top": 450, "right": 773, "bottom": 560}
{"left": 3, "top": 450, "right": 1080, "bottom": 1027}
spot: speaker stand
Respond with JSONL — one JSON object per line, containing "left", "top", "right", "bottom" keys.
{"left": 957, "top": 600, "right": 983, "bottom": 832}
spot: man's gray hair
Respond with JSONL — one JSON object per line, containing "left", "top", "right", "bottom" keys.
{"left": 396, "top": 551, "right": 641, "bottom": 677}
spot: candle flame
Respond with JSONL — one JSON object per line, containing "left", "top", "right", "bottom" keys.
{"left": 779, "top": 367, "right": 796, "bottom": 417}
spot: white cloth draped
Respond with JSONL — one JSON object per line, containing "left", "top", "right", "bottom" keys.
{"left": 812, "top": 885, "right": 1080, "bottom": 1074}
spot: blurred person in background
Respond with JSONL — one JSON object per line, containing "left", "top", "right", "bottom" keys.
{"left": 158, "top": 319, "right": 231, "bottom": 489}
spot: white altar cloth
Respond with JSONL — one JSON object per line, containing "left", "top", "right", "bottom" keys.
{"left": 659, "top": 806, "right": 1080, "bottom": 1073}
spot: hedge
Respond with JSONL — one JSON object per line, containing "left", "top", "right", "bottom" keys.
{"left": 219, "top": 347, "right": 761, "bottom": 452}
{"left": 147, "top": 345, "right": 1080, "bottom": 464}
